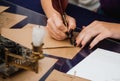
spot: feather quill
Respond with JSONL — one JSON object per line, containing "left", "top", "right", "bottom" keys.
{"left": 52, "top": 0, "right": 74, "bottom": 45}
{"left": 32, "top": 25, "right": 45, "bottom": 47}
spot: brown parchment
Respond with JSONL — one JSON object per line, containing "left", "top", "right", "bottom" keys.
{"left": 43, "top": 30, "right": 73, "bottom": 49}
{"left": 43, "top": 47, "right": 80, "bottom": 59}
{"left": 23, "top": 24, "right": 76, "bottom": 48}
{"left": 1, "top": 28, "right": 32, "bottom": 49}
{"left": 22, "top": 23, "right": 37, "bottom": 29}
{"left": 0, "top": 57, "right": 58, "bottom": 81}
{"left": 43, "top": 27, "right": 80, "bottom": 59}
{"left": 0, "top": 12, "right": 27, "bottom": 28}
{"left": 1, "top": 23, "right": 81, "bottom": 59}
{"left": 45, "top": 70, "right": 90, "bottom": 81}
{"left": 23, "top": 24, "right": 81, "bottom": 59}
{"left": 0, "top": 6, "right": 9, "bottom": 13}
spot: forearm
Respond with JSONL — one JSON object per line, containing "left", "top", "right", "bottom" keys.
{"left": 41, "top": 0, "right": 68, "bottom": 18}
{"left": 41, "top": 0, "right": 60, "bottom": 18}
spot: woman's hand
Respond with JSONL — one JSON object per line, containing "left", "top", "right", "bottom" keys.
{"left": 46, "top": 13, "right": 76, "bottom": 40}
{"left": 76, "top": 20, "right": 120, "bottom": 49}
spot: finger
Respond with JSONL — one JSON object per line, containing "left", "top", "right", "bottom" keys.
{"left": 53, "top": 15, "right": 67, "bottom": 32}
{"left": 47, "top": 26, "right": 66, "bottom": 40}
{"left": 47, "top": 19, "right": 59, "bottom": 35}
{"left": 76, "top": 31, "right": 85, "bottom": 47}
{"left": 46, "top": 25, "right": 60, "bottom": 39}
{"left": 81, "top": 29, "right": 101, "bottom": 47}
{"left": 47, "top": 19, "right": 59, "bottom": 36}
{"left": 67, "top": 16, "right": 76, "bottom": 31}
{"left": 76, "top": 25, "right": 99, "bottom": 47}
{"left": 80, "top": 34, "right": 94, "bottom": 48}
{"left": 47, "top": 20, "right": 67, "bottom": 40}
{"left": 89, "top": 33, "right": 107, "bottom": 49}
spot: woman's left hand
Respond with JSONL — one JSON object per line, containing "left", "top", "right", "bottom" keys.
{"left": 76, "top": 20, "right": 120, "bottom": 49}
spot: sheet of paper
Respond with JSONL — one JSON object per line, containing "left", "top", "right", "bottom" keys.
{"left": 0, "top": 57, "right": 58, "bottom": 81}
{"left": 67, "top": 48, "right": 120, "bottom": 81}
{"left": 0, "top": 6, "right": 9, "bottom": 13}
{"left": 0, "top": 12, "right": 27, "bottom": 28}
{"left": 45, "top": 70, "right": 90, "bottom": 81}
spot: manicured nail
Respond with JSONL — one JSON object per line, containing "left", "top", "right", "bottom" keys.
{"left": 73, "top": 40, "right": 77, "bottom": 46}
{"left": 78, "top": 43, "right": 82, "bottom": 48}
{"left": 89, "top": 46, "right": 92, "bottom": 49}
{"left": 65, "top": 32, "right": 69, "bottom": 37}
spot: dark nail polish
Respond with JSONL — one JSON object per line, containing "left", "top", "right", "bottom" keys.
{"left": 72, "top": 40, "right": 77, "bottom": 46}
{"left": 65, "top": 32, "right": 69, "bottom": 37}
{"left": 88, "top": 46, "right": 91, "bottom": 49}
{"left": 79, "top": 43, "right": 82, "bottom": 48}
{"left": 73, "top": 41, "right": 77, "bottom": 46}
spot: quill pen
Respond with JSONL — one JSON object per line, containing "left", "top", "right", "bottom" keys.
{"left": 52, "top": 0, "right": 74, "bottom": 45}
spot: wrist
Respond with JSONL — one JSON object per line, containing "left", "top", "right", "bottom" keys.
{"left": 46, "top": 10, "right": 61, "bottom": 19}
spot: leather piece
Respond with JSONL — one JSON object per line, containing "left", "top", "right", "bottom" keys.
{"left": 45, "top": 70, "right": 90, "bottom": 81}
{"left": 0, "top": 6, "right": 9, "bottom": 13}
{"left": 1, "top": 23, "right": 81, "bottom": 59}
{"left": 43, "top": 47, "right": 80, "bottom": 59}
{"left": 1, "top": 28, "right": 33, "bottom": 49}
{"left": 0, "top": 12, "right": 27, "bottom": 28}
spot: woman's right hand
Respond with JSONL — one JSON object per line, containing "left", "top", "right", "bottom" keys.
{"left": 46, "top": 13, "right": 76, "bottom": 40}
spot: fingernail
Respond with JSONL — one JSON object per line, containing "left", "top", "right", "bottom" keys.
{"left": 89, "top": 46, "right": 92, "bottom": 49}
{"left": 79, "top": 43, "right": 82, "bottom": 47}
{"left": 76, "top": 43, "right": 82, "bottom": 47}
{"left": 73, "top": 40, "right": 77, "bottom": 46}
{"left": 65, "top": 32, "right": 69, "bottom": 37}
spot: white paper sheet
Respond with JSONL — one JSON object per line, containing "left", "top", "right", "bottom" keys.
{"left": 67, "top": 48, "right": 120, "bottom": 81}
